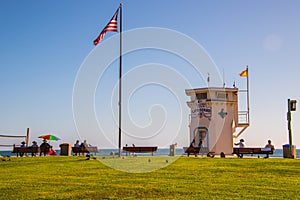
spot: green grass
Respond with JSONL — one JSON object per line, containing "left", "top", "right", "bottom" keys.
{"left": 0, "top": 156, "right": 299, "bottom": 199}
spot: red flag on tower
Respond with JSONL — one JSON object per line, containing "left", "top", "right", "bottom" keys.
{"left": 93, "top": 9, "right": 119, "bottom": 45}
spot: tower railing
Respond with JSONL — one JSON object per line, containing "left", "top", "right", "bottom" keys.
{"left": 238, "top": 111, "right": 249, "bottom": 125}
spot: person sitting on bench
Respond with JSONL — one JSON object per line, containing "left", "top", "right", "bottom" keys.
{"left": 20, "top": 141, "right": 26, "bottom": 157}
{"left": 31, "top": 141, "right": 38, "bottom": 156}
{"left": 40, "top": 139, "right": 50, "bottom": 156}
{"left": 190, "top": 139, "right": 195, "bottom": 148}
{"left": 73, "top": 140, "right": 80, "bottom": 156}
{"left": 264, "top": 140, "right": 274, "bottom": 158}
{"left": 234, "top": 139, "right": 245, "bottom": 158}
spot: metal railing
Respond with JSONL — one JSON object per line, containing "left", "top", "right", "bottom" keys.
{"left": 238, "top": 111, "right": 249, "bottom": 124}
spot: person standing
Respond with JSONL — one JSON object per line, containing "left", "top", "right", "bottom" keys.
{"left": 198, "top": 139, "right": 204, "bottom": 156}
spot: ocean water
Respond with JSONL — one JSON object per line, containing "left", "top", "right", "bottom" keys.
{"left": 1, "top": 148, "right": 300, "bottom": 158}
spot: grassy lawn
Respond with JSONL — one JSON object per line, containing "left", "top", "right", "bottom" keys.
{"left": 0, "top": 156, "right": 299, "bottom": 199}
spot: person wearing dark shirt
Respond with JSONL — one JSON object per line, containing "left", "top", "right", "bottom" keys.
{"left": 31, "top": 141, "right": 38, "bottom": 156}
{"left": 20, "top": 141, "right": 26, "bottom": 157}
{"left": 264, "top": 140, "right": 275, "bottom": 158}
{"left": 40, "top": 139, "right": 50, "bottom": 156}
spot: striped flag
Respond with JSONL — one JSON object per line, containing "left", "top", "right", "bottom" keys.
{"left": 94, "top": 9, "right": 119, "bottom": 45}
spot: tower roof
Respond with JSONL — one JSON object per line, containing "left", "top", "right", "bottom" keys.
{"left": 185, "top": 87, "right": 238, "bottom": 96}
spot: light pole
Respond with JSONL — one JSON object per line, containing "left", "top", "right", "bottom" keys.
{"left": 287, "top": 99, "right": 297, "bottom": 158}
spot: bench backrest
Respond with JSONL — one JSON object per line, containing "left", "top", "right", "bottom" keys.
{"left": 233, "top": 147, "right": 274, "bottom": 154}
{"left": 123, "top": 146, "right": 158, "bottom": 153}
{"left": 184, "top": 147, "right": 209, "bottom": 153}
{"left": 12, "top": 147, "right": 39, "bottom": 153}
{"left": 72, "top": 146, "right": 98, "bottom": 153}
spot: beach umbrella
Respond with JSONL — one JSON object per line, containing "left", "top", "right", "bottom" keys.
{"left": 38, "top": 134, "right": 61, "bottom": 141}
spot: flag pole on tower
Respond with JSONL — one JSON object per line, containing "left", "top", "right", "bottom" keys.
{"left": 239, "top": 66, "right": 249, "bottom": 123}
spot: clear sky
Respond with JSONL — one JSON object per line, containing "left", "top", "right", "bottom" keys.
{"left": 1, "top": 0, "right": 300, "bottom": 150}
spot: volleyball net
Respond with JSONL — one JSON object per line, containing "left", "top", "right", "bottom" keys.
{"left": 0, "top": 129, "right": 30, "bottom": 148}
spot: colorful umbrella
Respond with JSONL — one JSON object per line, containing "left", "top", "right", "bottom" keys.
{"left": 38, "top": 134, "right": 61, "bottom": 141}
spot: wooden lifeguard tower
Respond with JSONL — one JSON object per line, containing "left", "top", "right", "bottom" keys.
{"left": 185, "top": 85, "right": 249, "bottom": 155}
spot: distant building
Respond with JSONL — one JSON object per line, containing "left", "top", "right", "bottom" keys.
{"left": 185, "top": 87, "right": 249, "bottom": 155}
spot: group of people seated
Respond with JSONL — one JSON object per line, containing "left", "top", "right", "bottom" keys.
{"left": 74, "top": 139, "right": 90, "bottom": 148}
{"left": 19, "top": 139, "right": 57, "bottom": 156}
{"left": 189, "top": 139, "right": 204, "bottom": 148}
{"left": 234, "top": 138, "right": 275, "bottom": 158}
{"left": 18, "top": 139, "right": 92, "bottom": 157}
{"left": 40, "top": 139, "right": 57, "bottom": 156}
{"left": 73, "top": 139, "right": 91, "bottom": 156}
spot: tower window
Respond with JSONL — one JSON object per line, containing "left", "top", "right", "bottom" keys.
{"left": 216, "top": 92, "right": 227, "bottom": 99}
{"left": 196, "top": 93, "right": 207, "bottom": 100}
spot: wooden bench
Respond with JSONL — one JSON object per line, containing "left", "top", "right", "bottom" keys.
{"left": 122, "top": 146, "right": 158, "bottom": 156}
{"left": 12, "top": 145, "right": 51, "bottom": 156}
{"left": 233, "top": 147, "right": 274, "bottom": 158}
{"left": 184, "top": 147, "right": 213, "bottom": 157}
{"left": 12, "top": 146, "right": 39, "bottom": 157}
{"left": 72, "top": 146, "right": 98, "bottom": 156}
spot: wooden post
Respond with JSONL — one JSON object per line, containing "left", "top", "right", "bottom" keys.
{"left": 26, "top": 128, "right": 30, "bottom": 147}
{"left": 26, "top": 128, "right": 30, "bottom": 157}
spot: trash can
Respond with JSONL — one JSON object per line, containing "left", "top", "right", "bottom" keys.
{"left": 169, "top": 143, "right": 177, "bottom": 156}
{"left": 59, "top": 143, "right": 72, "bottom": 156}
{"left": 282, "top": 144, "right": 296, "bottom": 158}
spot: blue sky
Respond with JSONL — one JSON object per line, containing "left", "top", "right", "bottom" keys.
{"left": 1, "top": 0, "right": 300, "bottom": 149}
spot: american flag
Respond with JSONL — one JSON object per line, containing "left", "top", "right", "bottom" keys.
{"left": 94, "top": 8, "right": 119, "bottom": 45}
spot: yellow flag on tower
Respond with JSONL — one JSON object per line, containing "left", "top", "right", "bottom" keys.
{"left": 239, "top": 68, "right": 248, "bottom": 77}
